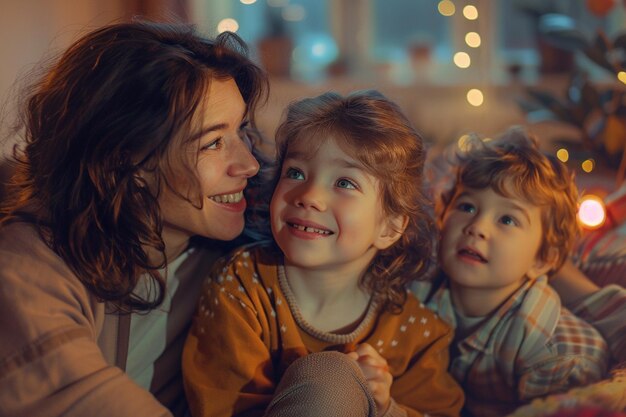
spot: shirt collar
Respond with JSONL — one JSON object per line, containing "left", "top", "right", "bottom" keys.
{"left": 432, "top": 275, "right": 559, "bottom": 354}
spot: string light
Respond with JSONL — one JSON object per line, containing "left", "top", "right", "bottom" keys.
{"left": 465, "top": 32, "right": 481, "bottom": 48}
{"left": 581, "top": 159, "right": 595, "bottom": 173}
{"left": 556, "top": 148, "right": 569, "bottom": 162}
{"left": 454, "top": 52, "right": 471, "bottom": 68}
{"left": 463, "top": 5, "right": 478, "bottom": 20}
{"left": 438, "top": 0, "right": 455, "bottom": 16}
{"left": 578, "top": 195, "right": 606, "bottom": 229}
{"left": 467, "top": 89, "right": 484, "bottom": 106}
{"left": 217, "top": 18, "right": 239, "bottom": 33}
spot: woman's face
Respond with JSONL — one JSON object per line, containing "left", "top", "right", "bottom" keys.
{"left": 157, "top": 77, "right": 260, "bottom": 253}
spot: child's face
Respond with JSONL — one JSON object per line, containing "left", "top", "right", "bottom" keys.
{"left": 270, "top": 137, "right": 396, "bottom": 273}
{"left": 439, "top": 183, "right": 551, "bottom": 293}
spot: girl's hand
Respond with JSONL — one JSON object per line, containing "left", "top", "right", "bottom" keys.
{"left": 346, "top": 343, "right": 393, "bottom": 415}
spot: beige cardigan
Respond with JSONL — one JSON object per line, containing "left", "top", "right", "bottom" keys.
{"left": 0, "top": 222, "right": 222, "bottom": 417}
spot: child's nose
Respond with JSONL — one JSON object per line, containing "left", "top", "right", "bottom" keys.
{"left": 464, "top": 217, "right": 488, "bottom": 239}
{"left": 293, "top": 183, "right": 327, "bottom": 211}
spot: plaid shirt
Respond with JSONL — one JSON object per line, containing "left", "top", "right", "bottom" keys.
{"left": 568, "top": 284, "right": 626, "bottom": 366}
{"left": 412, "top": 276, "right": 609, "bottom": 417}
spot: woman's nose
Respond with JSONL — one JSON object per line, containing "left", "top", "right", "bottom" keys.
{"left": 228, "top": 139, "right": 260, "bottom": 178}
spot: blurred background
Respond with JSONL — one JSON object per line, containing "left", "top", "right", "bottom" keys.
{"left": 3, "top": 0, "right": 626, "bottom": 201}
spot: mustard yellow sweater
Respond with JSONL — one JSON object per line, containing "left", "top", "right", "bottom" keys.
{"left": 183, "top": 243, "right": 463, "bottom": 417}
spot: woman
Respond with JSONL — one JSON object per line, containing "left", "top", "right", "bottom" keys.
{"left": 0, "top": 21, "right": 268, "bottom": 417}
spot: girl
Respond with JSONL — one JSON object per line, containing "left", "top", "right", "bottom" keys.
{"left": 183, "top": 90, "right": 464, "bottom": 417}
{"left": 0, "top": 21, "right": 267, "bottom": 417}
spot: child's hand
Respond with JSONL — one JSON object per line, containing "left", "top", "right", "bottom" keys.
{"left": 346, "top": 343, "right": 393, "bottom": 415}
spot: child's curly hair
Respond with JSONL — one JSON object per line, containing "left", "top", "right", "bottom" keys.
{"left": 440, "top": 127, "right": 580, "bottom": 275}
{"left": 270, "top": 90, "right": 436, "bottom": 313}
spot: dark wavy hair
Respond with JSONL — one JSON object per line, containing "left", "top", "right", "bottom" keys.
{"left": 0, "top": 21, "right": 268, "bottom": 311}
{"left": 269, "top": 90, "right": 435, "bottom": 313}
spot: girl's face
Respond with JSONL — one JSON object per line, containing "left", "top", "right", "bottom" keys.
{"left": 270, "top": 136, "right": 400, "bottom": 275}
{"left": 157, "top": 77, "right": 259, "bottom": 253}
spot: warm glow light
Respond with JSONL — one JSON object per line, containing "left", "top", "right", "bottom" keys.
{"left": 465, "top": 32, "right": 481, "bottom": 48}
{"left": 582, "top": 159, "right": 595, "bottom": 173}
{"left": 282, "top": 4, "right": 305, "bottom": 21}
{"left": 556, "top": 148, "right": 569, "bottom": 162}
{"left": 457, "top": 134, "right": 471, "bottom": 151}
{"left": 463, "top": 5, "right": 478, "bottom": 20}
{"left": 467, "top": 89, "right": 484, "bottom": 106}
{"left": 217, "top": 18, "right": 239, "bottom": 33}
{"left": 618, "top": 71, "right": 626, "bottom": 84}
{"left": 578, "top": 195, "right": 606, "bottom": 229}
{"left": 454, "top": 52, "right": 471, "bottom": 68}
{"left": 240, "top": 0, "right": 257, "bottom": 4}
{"left": 438, "top": 0, "right": 455, "bottom": 16}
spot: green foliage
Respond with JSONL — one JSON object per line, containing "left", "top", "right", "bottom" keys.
{"left": 518, "top": 26, "right": 626, "bottom": 184}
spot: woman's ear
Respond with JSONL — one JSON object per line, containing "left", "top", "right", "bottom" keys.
{"left": 374, "top": 214, "right": 409, "bottom": 250}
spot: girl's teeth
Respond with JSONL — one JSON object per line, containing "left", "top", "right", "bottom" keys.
{"left": 209, "top": 191, "right": 243, "bottom": 204}
{"left": 292, "top": 224, "right": 331, "bottom": 235}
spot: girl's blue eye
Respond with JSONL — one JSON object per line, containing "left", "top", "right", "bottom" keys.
{"left": 285, "top": 167, "right": 304, "bottom": 180}
{"left": 500, "top": 215, "right": 518, "bottom": 226}
{"left": 200, "top": 138, "right": 222, "bottom": 151}
{"left": 457, "top": 202, "right": 475, "bottom": 213}
{"left": 336, "top": 178, "right": 357, "bottom": 189}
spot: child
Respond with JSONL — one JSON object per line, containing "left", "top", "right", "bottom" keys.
{"left": 182, "top": 90, "right": 464, "bottom": 417}
{"left": 413, "top": 128, "right": 609, "bottom": 417}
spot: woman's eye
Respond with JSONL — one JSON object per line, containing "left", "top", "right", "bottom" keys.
{"left": 200, "top": 138, "right": 222, "bottom": 151}
{"left": 285, "top": 167, "right": 304, "bottom": 180}
{"left": 457, "top": 202, "right": 475, "bottom": 213}
{"left": 500, "top": 215, "right": 518, "bottom": 227}
{"left": 238, "top": 122, "right": 253, "bottom": 150}
{"left": 336, "top": 178, "right": 357, "bottom": 189}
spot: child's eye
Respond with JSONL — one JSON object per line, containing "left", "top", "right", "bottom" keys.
{"left": 336, "top": 178, "right": 357, "bottom": 189}
{"left": 456, "top": 202, "right": 475, "bottom": 213}
{"left": 200, "top": 137, "right": 223, "bottom": 152}
{"left": 285, "top": 167, "right": 304, "bottom": 180}
{"left": 500, "top": 215, "right": 519, "bottom": 227}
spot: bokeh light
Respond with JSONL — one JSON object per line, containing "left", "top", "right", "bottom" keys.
{"left": 217, "top": 18, "right": 239, "bottom": 33}
{"left": 463, "top": 5, "right": 478, "bottom": 20}
{"left": 581, "top": 159, "right": 595, "bottom": 173}
{"left": 618, "top": 71, "right": 626, "bottom": 84}
{"left": 457, "top": 134, "right": 471, "bottom": 151}
{"left": 465, "top": 32, "right": 481, "bottom": 48}
{"left": 240, "top": 0, "right": 257, "bottom": 4}
{"left": 556, "top": 148, "right": 569, "bottom": 162}
{"left": 291, "top": 32, "right": 339, "bottom": 82}
{"left": 282, "top": 4, "right": 306, "bottom": 21}
{"left": 454, "top": 52, "right": 471, "bottom": 68}
{"left": 438, "top": 0, "right": 455, "bottom": 16}
{"left": 578, "top": 195, "right": 606, "bottom": 229}
{"left": 268, "top": 0, "right": 288, "bottom": 7}
{"left": 467, "top": 89, "right": 484, "bottom": 106}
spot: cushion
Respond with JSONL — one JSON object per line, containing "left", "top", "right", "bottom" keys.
{"left": 507, "top": 366, "right": 626, "bottom": 417}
